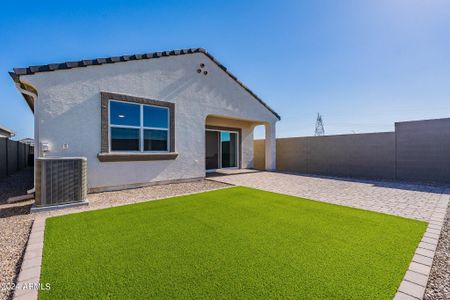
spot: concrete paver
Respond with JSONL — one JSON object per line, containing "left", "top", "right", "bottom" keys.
{"left": 209, "top": 171, "right": 449, "bottom": 222}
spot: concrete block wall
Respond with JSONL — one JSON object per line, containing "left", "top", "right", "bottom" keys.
{"left": 254, "top": 118, "right": 450, "bottom": 184}
{"left": 0, "top": 138, "right": 6, "bottom": 177}
{"left": 0, "top": 138, "right": 33, "bottom": 179}
{"left": 7, "top": 141, "right": 18, "bottom": 174}
{"left": 395, "top": 118, "right": 450, "bottom": 183}
{"left": 255, "top": 132, "right": 396, "bottom": 180}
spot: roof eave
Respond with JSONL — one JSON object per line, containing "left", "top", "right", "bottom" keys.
{"left": 10, "top": 48, "right": 280, "bottom": 120}
{"left": 9, "top": 72, "right": 35, "bottom": 113}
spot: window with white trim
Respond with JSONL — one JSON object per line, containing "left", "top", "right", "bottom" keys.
{"left": 109, "top": 100, "right": 169, "bottom": 152}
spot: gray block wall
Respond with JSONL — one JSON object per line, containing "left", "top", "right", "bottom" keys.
{"left": 396, "top": 118, "right": 450, "bottom": 183}
{"left": 255, "top": 132, "right": 396, "bottom": 180}
{"left": 300, "top": 133, "right": 395, "bottom": 179}
{"left": 0, "top": 138, "right": 33, "bottom": 179}
{"left": 7, "top": 141, "right": 18, "bottom": 175}
{"left": 254, "top": 118, "right": 450, "bottom": 184}
{"left": 0, "top": 138, "right": 7, "bottom": 177}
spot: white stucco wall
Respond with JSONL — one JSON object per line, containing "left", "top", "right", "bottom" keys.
{"left": 21, "top": 53, "right": 278, "bottom": 189}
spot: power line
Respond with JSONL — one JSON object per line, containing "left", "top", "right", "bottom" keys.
{"left": 315, "top": 113, "right": 325, "bottom": 136}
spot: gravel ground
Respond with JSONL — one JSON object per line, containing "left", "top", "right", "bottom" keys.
{"left": 33, "top": 179, "right": 231, "bottom": 219}
{"left": 0, "top": 178, "right": 228, "bottom": 300}
{"left": 0, "top": 168, "right": 34, "bottom": 300}
{"left": 0, "top": 168, "right": 33, "bottom": 204}
{"left": 425, "top": 201, "right": 450, "bottom": 300}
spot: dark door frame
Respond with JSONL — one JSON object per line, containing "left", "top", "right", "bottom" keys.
{"left": 205, "top": 125, "right": 242, "bottom": 170}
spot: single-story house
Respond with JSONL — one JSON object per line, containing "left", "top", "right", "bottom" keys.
{"left": 0, "top": 125, "right": 15, "bottom": 138}
{"left": 10, "top": 48, "right": 279, "bottom": 192}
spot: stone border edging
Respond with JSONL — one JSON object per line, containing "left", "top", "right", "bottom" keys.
{"left": 30, "top": 200, "right": 89, "bottom": 213}
{"left": 394, "top": 191, "right": 449, "bottom": 299}
{"left": 13, "top": 217, "right": 46, "bottom": 300}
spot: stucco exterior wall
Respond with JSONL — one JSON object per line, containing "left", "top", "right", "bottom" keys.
{"left": 253, "top": 138, "right": 265, "bottom": 170}
{"left": 21, "top": 53, "right": 278, "bottom": 189}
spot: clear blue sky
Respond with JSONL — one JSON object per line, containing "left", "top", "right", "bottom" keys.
{"left": 1, "top": 0, "right": 449, "bottom": 140}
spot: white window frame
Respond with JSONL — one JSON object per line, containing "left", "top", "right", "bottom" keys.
{"left": 108, "top": 99, "right": 170, "bottom": 153}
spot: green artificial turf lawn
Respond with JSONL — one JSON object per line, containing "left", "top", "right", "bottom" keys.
{"left": 40, "top": 187, "right": 426, "bottom": 299}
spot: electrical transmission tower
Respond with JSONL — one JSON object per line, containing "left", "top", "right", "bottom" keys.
{"left": 314, "top": 113, "right": 325, "bottom": 136}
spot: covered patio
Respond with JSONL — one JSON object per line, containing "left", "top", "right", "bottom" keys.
{"left": 205, "top": 115, "right": 276, "bottom": 173}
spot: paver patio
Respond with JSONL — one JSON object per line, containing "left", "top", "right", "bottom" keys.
{"left": 208, "top": 170, "right": 450, "bottom": 222}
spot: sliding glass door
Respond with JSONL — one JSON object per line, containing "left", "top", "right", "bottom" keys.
{"left": 205, "top": 131, "right": 219, "bottom": 170}
{"left": 205, "top": 129, "right": 239, "bottom": 171}
{"left": 220, "top": 131, "right": 238, "bottom": 168}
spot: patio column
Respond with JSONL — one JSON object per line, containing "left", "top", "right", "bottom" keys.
{"left": 265, "top": 122, "right": 276, "bottom": 171}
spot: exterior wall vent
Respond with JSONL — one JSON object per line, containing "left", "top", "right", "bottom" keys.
{"left": 35, "top": 157, "right": 87, "bottom": 207}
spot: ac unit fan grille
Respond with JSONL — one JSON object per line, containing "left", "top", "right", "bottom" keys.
{"left": 37, "top": 158, "right": 87, "bottom": 206}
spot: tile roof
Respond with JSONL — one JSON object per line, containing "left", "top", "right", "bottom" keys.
{"left": 10, "top": 48, "right": 280, "bottom": 120}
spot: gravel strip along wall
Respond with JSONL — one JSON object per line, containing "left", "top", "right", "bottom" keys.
{"left": 0, "top": 168, "right": 34, "bottom": 300}
{"left": 394, "top": 191, "right": 449, "bottom": 299}
{"left": 424, "top": 201, "right": 450, "bottom": 300}
{"left": 0, "top": 204, "right": 33, "bottom": 300}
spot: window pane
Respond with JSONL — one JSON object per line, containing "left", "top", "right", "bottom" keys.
{"left": 144, "top": 105, "right": 168, "bottom": 128}
{"left": 221, "top": 131, "right": 231, "bottom": 142}
{"left": 110, "top": 101, "right": 140, "bottom": 126}
{"left": 144, "top": 129, "right": 168, "bottom": 151}
{"left": 111, "top": 127, "right": 140, "bottom": 151}
{"left": 221, "top": 131, "right": 237, "bottom": 168}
